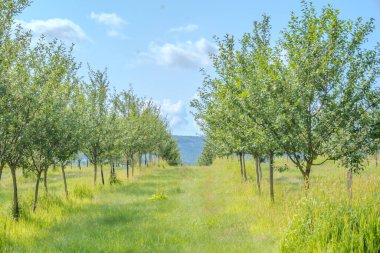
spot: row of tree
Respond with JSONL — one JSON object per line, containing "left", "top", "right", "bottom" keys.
{"left": 0, "top": 0, "right": 180, "bottom": 219}
{"left": 192, "top": 1, "right": 380, "bottom": 201}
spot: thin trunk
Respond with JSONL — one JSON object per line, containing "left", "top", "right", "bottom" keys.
{"left": 242, "top": 154, "right": 247, "bottom": 181}
{"left": 239, "top": 153, "right": 243, "bottom": 180}
{"left": 61, "top": 164, "right": 68, "bottom": 198}
{"left": 33, "top": 171, "right": 42, "bottom": 212}
{"left": 78, "top": 160, "right": 81, "bottom": 169}
{"left": 70, "top": 161, "right": 73, "bottom": 169}
{"left": 145, "top": 154, "right": 148, "bottom": 167}
{"left": 375, "top": 153, "right": 378, "bottom": 167}
{"left": 258, "top": 159, "right": 262, "bottom": 181}
{"left": 132, "top": 159, "right": 135, "bottom": 177}
{"left": 255, "top": 157, "right": 261, "bottom": 195}
{"left": 87, "top": 160, "right": 89, "bottom": 167}
{"left": 94, "top": 162, "right": 97, "bottom": 185}
{"left": 127, "top": 161, "right": 129, "bottom": 177}
{"left": 269, "top": 152, "right": 274, "bottom": 203}
{"left": 10, "top": 165, "right": 19, "bottom": 220}
{"left": 0, "top": 161, "right": 5, "bottom": 181}
{"left": 43, "top": 165, "right": 48, "bottom": 193}
{"left": 53, "top": 161, "right": 56, "bottom": 171}
{"left": 100, "top": 164, "right": 105, "bottom": 185}
{"left": 347, "top": 169, "right": 353, "bottom": 200}
{"left": 304, "top": 162, "right": 311, "bottom": 190}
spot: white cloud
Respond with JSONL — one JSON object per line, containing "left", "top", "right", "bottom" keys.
{"left": 159, "top": 100, "right": 188, "bottom": 129}
{"left": 90, "top": 12, "right": 127, "bottom": 39}
{"left": 90, "top": 12, "right": 127, "bottom": 26}
{"left": 145, "top": 38, "right": 217, "bottom": 68}
{"left": 16, "top": 19, "right": 88, "bottom": 42}
{"left": 169, "top": 24, "right": 198, "bottom": 33}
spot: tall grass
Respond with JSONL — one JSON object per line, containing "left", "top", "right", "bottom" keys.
{"left": 281, "top": 197, "right": 380, "bottom": 252}
{"left": 279, "top": 157, "right": 380, "bottom": 253}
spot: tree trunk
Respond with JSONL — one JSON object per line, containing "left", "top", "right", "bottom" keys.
{"left": 242, "top": 154, "right": 247, "bottom": 181}
{"left": 61, "top": 164, "right": 68, "bottom": 198}
{"left": 78, "top": 159, "right": 81, "bottom": 169}
{"left": 0, "top": 161, "right": 5, "bottom": 181}
{"left": 132, "top": 159, "right": 134, "bottom": 177}
{"left": 255, "top": 157, "right": 261, "bottom": 194}
{"left": 145, "top": 153, "right": 148, "bottom": 167}
{"left": 304, "top": 162, "right": 312, "bottom": 190}
{"left": 94, "top": 162, "right": 97, "bottom": 185}
{"left": 87, "top": 159, "right": 89, "bottom": 167}
{"left": 33, "top": 171, "right": 42, "bottom": 212}
{"left": 100, "top": 164, "right": 105, "bottom": 185}
{"left": 239, "top": 153, "right": 243, "bottom": 180}
{"left": 269, "top": 152, "right": 274, "bottom": 203}
{"left": 126, "top": 159, "right": 129, "bottom": 178}
{"left": 43, "top": 165, "right": 48, "bottom": 193}
{"left": 258, "top": 158, "right": 262, "bottom": 181}
{"left": 10, "top": 165, "right": 19, "bottom": 220}
{"left": 375, "top": 153, "right": 378, "bottom": 167}
{"left": 347, "top": 169, "right": 353, "bottom": 200}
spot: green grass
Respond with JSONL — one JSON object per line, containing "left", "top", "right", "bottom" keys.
{"left": 0, "top": 157, "right": 379, "bottom": 252}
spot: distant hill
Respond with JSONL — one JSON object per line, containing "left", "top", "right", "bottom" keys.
{"left": 173, "top": 135, "right": 204, "bottom": 165}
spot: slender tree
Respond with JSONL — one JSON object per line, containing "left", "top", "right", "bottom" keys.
{"left": 82, "top": 67, "right": 110, "bottom": 185}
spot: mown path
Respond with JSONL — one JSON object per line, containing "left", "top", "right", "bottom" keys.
{"left": 18, "top": 165, "right": 269, "bottom": 253}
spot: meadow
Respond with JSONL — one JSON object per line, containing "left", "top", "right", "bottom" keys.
{"left": 0, "top": 157, "right": 379, "bottom": 252}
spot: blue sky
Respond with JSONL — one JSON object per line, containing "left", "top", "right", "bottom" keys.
{"left": 16, "top": 0, "right": 380, "bottom": 136}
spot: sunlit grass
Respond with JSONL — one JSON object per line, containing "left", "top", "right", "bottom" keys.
{"left": 0, "top": 156, "right": 379, "bottom": 252}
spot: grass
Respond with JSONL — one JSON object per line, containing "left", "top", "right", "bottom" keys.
{"left": 0, "top": 157, "right": 379, "bottom": 252}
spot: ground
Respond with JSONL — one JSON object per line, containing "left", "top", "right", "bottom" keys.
{"left": 0, "top": 157, "right": 379, "bottom": 252}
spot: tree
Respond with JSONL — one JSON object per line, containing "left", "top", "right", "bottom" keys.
{"left": 191, "top": 19, "right": 280, "bottom": 199}
{"left": 0, "top": 0, "right": 30, "bottom": 180}
{"left": 14, "top": 36, "right": 80, "bottom": 209}
{"left": 264, "top": 1, "right": 380, "bottom": 188}
{"left": 114, "top": 89, "right": 142, "bottom": 178}
{"left": 53, "top": 90, "right": 83, "bottom": 197}
{"left": 1, "top": 29, "right": 36, "bottom": 219}
{"left": 0, "top": 0, "right": 31, "bottom": 186}
{"left": 82, "top": 67, "right": 110, "bottom": 185}
{"left": 105, "top": 91, "right": 123, "bottom": 184}
{"left": 197, "top": 138, "right": 215, "bottom": 166}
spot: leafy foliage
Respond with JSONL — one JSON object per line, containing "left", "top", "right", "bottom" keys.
{"left": 192, "top": 1, "right": 380, "bottom": 188}
{"left": 0, "top": 0, "right": 181, "bottom": 218}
